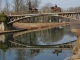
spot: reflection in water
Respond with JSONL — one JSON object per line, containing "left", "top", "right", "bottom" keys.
{"left": 53, "top": 49, "right": 62, "bottom": 56}
{"left": 30, "top": 49, "right": 40, "bottom": 55}
{"left": 13, "top": 27, "right": 64, "bottom": 45}
{"left": 13, "top": 26, "right": 76, "bottom": 45}
{"left": 0, "top": 35, "right": 5, "bottom": 43}
{"left": 0, "top": 24, "right": 78, "bottom": 60}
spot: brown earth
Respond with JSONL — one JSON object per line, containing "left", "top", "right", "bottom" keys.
{"left": 13, "top": 20, "right": 80, "bottom": 30}
{"left": 13, "top": 22, "right": 71, "bottom": 30}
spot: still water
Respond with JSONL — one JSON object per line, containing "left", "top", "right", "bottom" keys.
{"left": 0, "top": 24, "right": 79, "bottom": 60}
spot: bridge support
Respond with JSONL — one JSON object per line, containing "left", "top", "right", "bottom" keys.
{"left": 0, "top": 22, "right": 4, "bottom": 31}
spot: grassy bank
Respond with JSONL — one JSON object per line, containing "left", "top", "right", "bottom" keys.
{"left": 13, "top": 22, "right": 71, "bottom": 30}
{"left": 71, "top": 28, "right": 80, "bottom": 60}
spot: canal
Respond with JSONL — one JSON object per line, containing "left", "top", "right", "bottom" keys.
{"left": 0, "top": 23, "right": 80, "bottom": 60}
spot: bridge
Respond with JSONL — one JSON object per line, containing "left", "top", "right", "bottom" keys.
{"left": 7, "top": 12, "right": 80, "bottom": 24}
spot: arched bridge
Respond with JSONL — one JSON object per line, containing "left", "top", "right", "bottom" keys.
{"left": 7, "top": 12, "right": 80, "bottom": 24}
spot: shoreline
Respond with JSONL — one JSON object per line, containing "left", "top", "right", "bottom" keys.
{"left": 13, "top": 22, "right": 71, "bottom": 30}
{"left": 0, "top": 21, "right": 80, "bottom": 34}
{"left": 70, "top": 28, "right": 80, "bottom": 60}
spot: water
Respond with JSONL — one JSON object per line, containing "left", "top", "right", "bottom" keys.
{"left": 0, "top": 49, "right": 72, "bottom": 60}
{"left": 0, "top": 24, "right": 78, "bottom": 60}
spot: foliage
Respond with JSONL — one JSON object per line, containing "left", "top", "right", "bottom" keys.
{"left": 0, "top": 13, "right": 6, "bottom": 22}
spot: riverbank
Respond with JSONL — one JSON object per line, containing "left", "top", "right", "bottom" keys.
{"left": 0, "top": 22, "right": 71, "bottom": 34}
{"left": 0, "top": 21, "right": 80, "bottom": 34}
{"left": 13, "top": 22, "right": 71, "bottom": 30}
{"left": 71, "top": 28, "right": 80, "bottom": 60}
{"left": 0, "top": 29, "right": 27, "bottom": 34}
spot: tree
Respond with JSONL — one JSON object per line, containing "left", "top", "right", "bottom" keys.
{"left": 3, "top": 0, "right": 10, "bottom": 14}
{"left": 65, "top": 7, "right": 80, "bottom": 12}
{"left": 13, "top": 0, "right": 23, "bottom": 13}
{"left": 0, "top": 0, "right": 2, "bottom": 12}
{"left": 40, "top": 3, "right": 53, "bottom": 13}
{"left": 31, "top": 0, "right": 41, "bottom": 8}
{"left": 13, "top": 0, "right": 20, "bottom": 13}
{"left": 25, "top": 0, "right": 41, "bottom": 13}
{"left": 12, "top": 0, "right": 41, "bottom": 14}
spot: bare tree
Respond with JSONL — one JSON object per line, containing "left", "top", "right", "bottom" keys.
{"left": 24, "top": 0, "right": 33, "bottom": 13}
{"left": 65, "top": 7, "right": 80, "bottom": 12}
{"left": 0, "top": 0, "right": 2, "bottom": 12}
{"left": 19, "top": 0, "right": 26, "bottom": 13}
{"left": 23, "top": 0, "right": 41, "bottom": 13}
{"left": 13, "top": 0, "right": 23, "bottom": 13}
{"left": 3, "top": 0, "right": 10, "bottom": 14}
{"left": 12, "top": 0, "right": 41, "bottom": 14}
{"left": 31, "top": 0, "right": 41, "bottom": 8}
{"left": 14, "top": 0, "right": 20, "bottom": 13}
{"left": 40, "top": 3, "right": 53, "bottom": 13}
{"left": 13, "top": 0, "right": 29, "bottom": 14}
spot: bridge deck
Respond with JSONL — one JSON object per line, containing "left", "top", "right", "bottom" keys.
{"left": 7, "top": 12, "right": 80, "bottom": 17}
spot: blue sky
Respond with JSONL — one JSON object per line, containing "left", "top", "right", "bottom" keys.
{"left": 2, "top": 0, "right": 80, "bottom": 9}
{"left": 41, "top": 0, "right": 80, "bottom": 8}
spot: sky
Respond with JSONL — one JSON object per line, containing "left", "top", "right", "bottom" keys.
{"left": 41, "top": 0, "right": 80, "bottom": 9}
{"left": 2, "top": 0, "right": 80, "bottom": 9}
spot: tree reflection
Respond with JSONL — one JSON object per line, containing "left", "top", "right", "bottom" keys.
{"left": 14, "top": 27, "right": 64, "bottom": 45}
{"left": 15, "top": 49, "right": 29, "bottom": 60}
{"left": 0, "top": 34, "right": 9, "bottom": 52}
{"left": 0, "top": 35, "right": 5, "bottom": 43}
{"left": 14, "top": 32, "right": 37, "bottom": 45}
{"left": 15, "top": 49, "right": 40, "bottom": 60}
{"left": 52, "top": 49, "right": 62, "bottom": 56}
{"left": 50, "top": 27, "right": 64, "bottom": 42}
{"left": 30, "top": 49, "right": 40, "bottom": 55}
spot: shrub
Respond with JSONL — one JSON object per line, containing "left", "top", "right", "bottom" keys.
{"left": 0, "top": 13, "right": 6, "bottom": 22}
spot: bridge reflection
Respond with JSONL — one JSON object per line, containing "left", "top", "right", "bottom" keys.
{"left": 0, "top": 35, "right": 76, "bottom": 59}
{"left": 9, "top": 40, "right": 75, "bottom": 49}
{"left": 0, "top": 36, "right": 76, "bottom": 52}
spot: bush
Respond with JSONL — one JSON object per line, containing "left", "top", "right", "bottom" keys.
{"left": 0, "top": 13, "right": 6, "bottom": 22}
